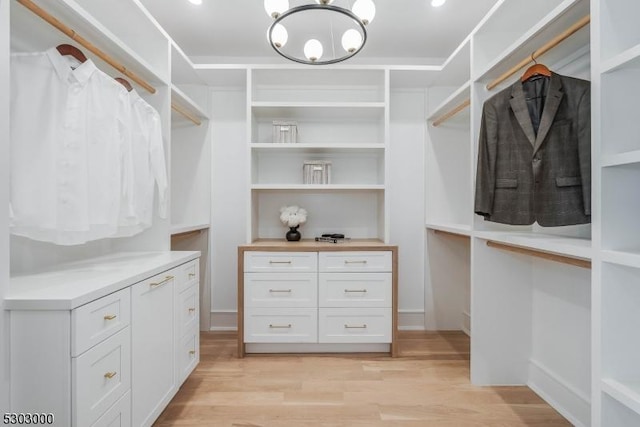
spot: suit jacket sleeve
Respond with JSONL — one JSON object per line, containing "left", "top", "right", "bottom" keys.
{"left": 475, "top": 101, "right": 498, "bottom": 218}
{"left": 577, "top": 85, "right": 591, "bottom": 216}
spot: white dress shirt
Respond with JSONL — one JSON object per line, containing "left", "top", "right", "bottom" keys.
{"left": 10, "top": 48, "right": 130, "bottom": 245}
{"left": 116, "top": 89, "right": 168, "bottom": 237}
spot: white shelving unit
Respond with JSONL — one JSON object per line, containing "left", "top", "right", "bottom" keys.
{"left": 248, "top": 68, "right": 389, "bottom": 243}
{"left": 593, "top": 0, "right": 640, "bottom": 425}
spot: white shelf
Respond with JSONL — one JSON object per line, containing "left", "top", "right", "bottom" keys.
{"left": 426, "top": 222, "right": 472, "bottom": 237}
{"left": 601, "top": 43, "right": 640, "bottom": 74}
{"left": 170, "top": 42, "right": 204, "bottom": 85}
{"left": 602, "top": 379, "right": 640, "bottom": 418}
{"left": 474, "top": 0, "right": 590, "bottom": 83}
{"left": 251, "top": 184, "right": 385, "bottom": 191}
{"left": 250, "top": 143, "right": 385, "bottom": 153}
{"left": 475, "top": 231, "right": 592, "bottom": 260}
{"left": 11, "top": 0, "right": 168, "bottom": 86}
{"left": 602, "top": 250, "right": 640, "bottom": 269}
{"left": 251, "top": 102, "right": 386, "bottom": 120}
{"left": 602, "top": 150, "right": 640, "bottom": 168}
{"left": 170, "top": 223, "right": 210, "bottom": 236}
{"left": 171, "top": 85, "right": 209, "bottom": 123}
{"left": 426, "top": 80, "right": 471, "bottom": 123}
{"left": 434, "top": 38, "right": 471, "bottom": 87}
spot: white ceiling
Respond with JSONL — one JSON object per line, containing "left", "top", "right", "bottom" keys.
{"left": 139, "top": 0, "right": 499, "bottom": 65}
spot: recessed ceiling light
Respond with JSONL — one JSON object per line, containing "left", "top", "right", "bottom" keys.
{"left": 431, "top": 0, "right": 446, "bottom": 7}
{"left": 189, "top": 0, "right": 202, "bottom": 5}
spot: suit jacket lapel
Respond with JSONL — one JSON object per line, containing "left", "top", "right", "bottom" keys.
{"left": 509, "top": 83, "right": 536, "bottom": 146}
{"left": 533, "top": 73, "right": 564, "bottom": 154}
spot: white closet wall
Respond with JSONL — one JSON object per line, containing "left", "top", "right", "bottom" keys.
{"left": 1, "top": 0, "right": 10, "bottom": 413}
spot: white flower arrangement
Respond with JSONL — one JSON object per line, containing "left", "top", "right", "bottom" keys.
{"left": 279, "top": 205, "right": 308, "bottom": 228}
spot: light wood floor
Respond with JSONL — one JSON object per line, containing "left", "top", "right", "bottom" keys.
{"left": 155, "top": 331, "right": 571, "bottom": 426}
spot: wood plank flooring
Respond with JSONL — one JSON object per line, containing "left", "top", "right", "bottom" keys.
{"left": 155, "top": 331, "right": 571, "bottom": 426}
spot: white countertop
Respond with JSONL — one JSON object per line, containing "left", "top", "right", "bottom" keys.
{"left": 6, "top": 251, "right": 200, "bottom": 311}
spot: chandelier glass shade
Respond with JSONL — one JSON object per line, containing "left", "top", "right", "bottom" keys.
{"left": 265, "top": 0, "right": 375, "bottom": 65}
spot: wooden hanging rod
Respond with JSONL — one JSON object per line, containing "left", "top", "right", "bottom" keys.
{"left": 171, "top": 229, "right": 204, "bottom": 240}
{"left": 486, "top": 14, "right": 591, "bottom": 91}
{"left": 171, "top": 103, "right": 202, "bottom": 126}
{"left": 16, "top": 0, "right": 156, "bottom": 94}
{"left": 432, "top": 229, "right": 471, "bottom": 239}
{"left": 432, "top": 98, "right": 471, "bottom": 127}
{"left": 486, "top": 240, "right": 591, "bottom": 269}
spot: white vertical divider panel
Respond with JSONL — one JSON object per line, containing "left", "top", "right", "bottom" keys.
{"left": 389, "top": 88, "right": 426, "bottom": 329}
{"left": 209, "top": 82, "right": 248, "bottom": 330}
{"left": 383, "top": 69, "right": 390, "bottom": 244}
{"left": 590, "top": 0, "right": 602, "bottom": 423}
{"left": 0, "top": 0, "right": 10, "bottom": 412}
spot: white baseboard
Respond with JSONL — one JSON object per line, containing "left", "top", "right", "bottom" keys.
{"left": 398, "top": 310, "right": 425, "bottom": 331}
{"left": 210, "top": 310, "right": 427, "bottom": 332}
{"left": 528, "top": 359, "right": 590, "bottom": 427}
{"left": 461, "top": 311, "right": 471, "bottom": 337}
{"left": 209, "top": 310, "right": 237, "bottom": 331}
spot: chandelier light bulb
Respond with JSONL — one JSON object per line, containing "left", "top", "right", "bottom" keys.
{"left": 304, "top": 39, "right": 323, "bottom": 62}
{"left": 270, "top": 23, "right": 288, "bottom": 48}
{"left": 315, "top": 0, "right": 335, "bottom": 4}
{"left": 431, "top": 0, "right": 446, "bottom": 7}
{"left": 341, "top": 29, "right": 363, "bottom": 53}
{"left": 352, "top": 0, "right": 376, "bottom": 25}
{"left": 264, "top": 0, "right": 289, "bottom": 18}
{"left": 188, "top": 0, "right": 202, "bottom": 5}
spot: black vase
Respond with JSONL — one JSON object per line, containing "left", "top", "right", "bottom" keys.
{"left": 286, "top": 226, "right": 301, "bottom": 241}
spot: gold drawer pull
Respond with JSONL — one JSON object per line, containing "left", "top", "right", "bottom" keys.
{"left": 344, "top": 260, "right": 367, "bottom": 264}
{"left": 269, "top": 324, "right": 292, "bottom": 329}
{"left": 269, "top": 289, "right": 292, "bottom": 293}
{"left": 344, "top": 289, "right": 367, "bottom": 293}
{"left": 104, "top": 371, "right": 117, "bottom": 379}
{"left": 188, "top": 273, "right": 196, "bottom": 278}
{"left": 344, "top": 324, "right": 367, "bottom": 329}
{"left": 188, "top": 308, "right": 196, "bottom": 313}
{"left": 269, "top": 260, "right": 292, "bottom": 264}
{"left": 189, "top": 350, "right": 196, "bottom": 355}
{"left": 103, "top": 314, "right": 117, "bottom": 321}
{"left": 150, "top": 275, "right": 174, "bottom": 287}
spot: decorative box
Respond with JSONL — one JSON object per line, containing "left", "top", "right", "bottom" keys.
{"left": 303, "top": 160, "right": 332, "bottom": 184}
{"left": 272, "top": 120, "right": 298, "bottom": 143}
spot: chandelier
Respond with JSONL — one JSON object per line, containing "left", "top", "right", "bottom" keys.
{"left": 264, "top": 0, "right": 376, "bottom": 65}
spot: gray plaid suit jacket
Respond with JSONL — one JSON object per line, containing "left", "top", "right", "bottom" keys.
{"left": 474, "top": 72, "right": 591, "bottom": 226}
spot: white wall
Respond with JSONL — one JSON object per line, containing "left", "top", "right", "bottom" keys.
{"left": 389, "top": 89, "right": 426, "bottom": 330}
{"left": 209, "top": 87, "right": 247, "bottom": 330}
{"left": 0, "top": 0, "right": 10, "bottom": 412}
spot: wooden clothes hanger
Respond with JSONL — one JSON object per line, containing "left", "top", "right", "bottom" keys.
{"left": 521, "top": 52, "right": 551, "bottom": 82}
{"left": 56, "top": 43, "right": 87, "bottom": 63}
{"left": 114, "top": 77, "right": 133, "bottom": 92}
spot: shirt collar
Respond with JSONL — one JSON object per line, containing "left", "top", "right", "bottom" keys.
{"left": 45, "top": 47, "right": 97, "bottom": 85}
{"left": 129, "top": 88, "right": 141, "bottom": 104}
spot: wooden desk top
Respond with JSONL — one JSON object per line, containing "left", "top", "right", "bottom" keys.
{"left": 239, "top": 239, "right": 397, "bottom": 252}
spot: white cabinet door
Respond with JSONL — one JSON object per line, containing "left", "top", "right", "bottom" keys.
{"left": 244, "top": 251, "right": 318, "bottom": 273}
{"left": 131, "top": 270, "right": 176, "bottom": 427}
{"left": 319, "top": 272, "right": 392, "bottom": 308}
{"left": 319, "top": 308, "right": 392, "bottom": 343}
{"left": 245, "top": 308, "right": 318, "bottom": 343}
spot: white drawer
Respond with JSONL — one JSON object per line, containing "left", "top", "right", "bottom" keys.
{"left": 244, "top": 272, "right": 317, "bottom": 308}
{"left": 73, "top": 327, "right": 131, "bottom": 427}
{"left": 319, "top": 273, "right": 392, "bottom": 308}
{"left": 244, "top": 251, "right": 317, "bottom": 273}
{"left": 319, "top": 308, "right": 391, "bottom": 343}
{"left": 177, "top": 328, "right": 199, "bottom": 384}
{"left": 91, "top": 390, "right": 131, "bottom": 427}
{"left": 178, "top": 259, "right": 199, "bottom": 293}
{"left": 319, "top": 251, "right": 392, "bottom": 272}
{"left": 244, "top": 308, "right": 318, "bottom": 343}
{"left": 72, "top": 288, "right": 131, "bottom": 357}
{"left": 178, "top": 285, "right": 199, "bottom": 338}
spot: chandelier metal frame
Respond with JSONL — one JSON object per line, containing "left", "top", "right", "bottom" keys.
{"left": 267, "top": 3, "right": 368, "bottom": 66}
